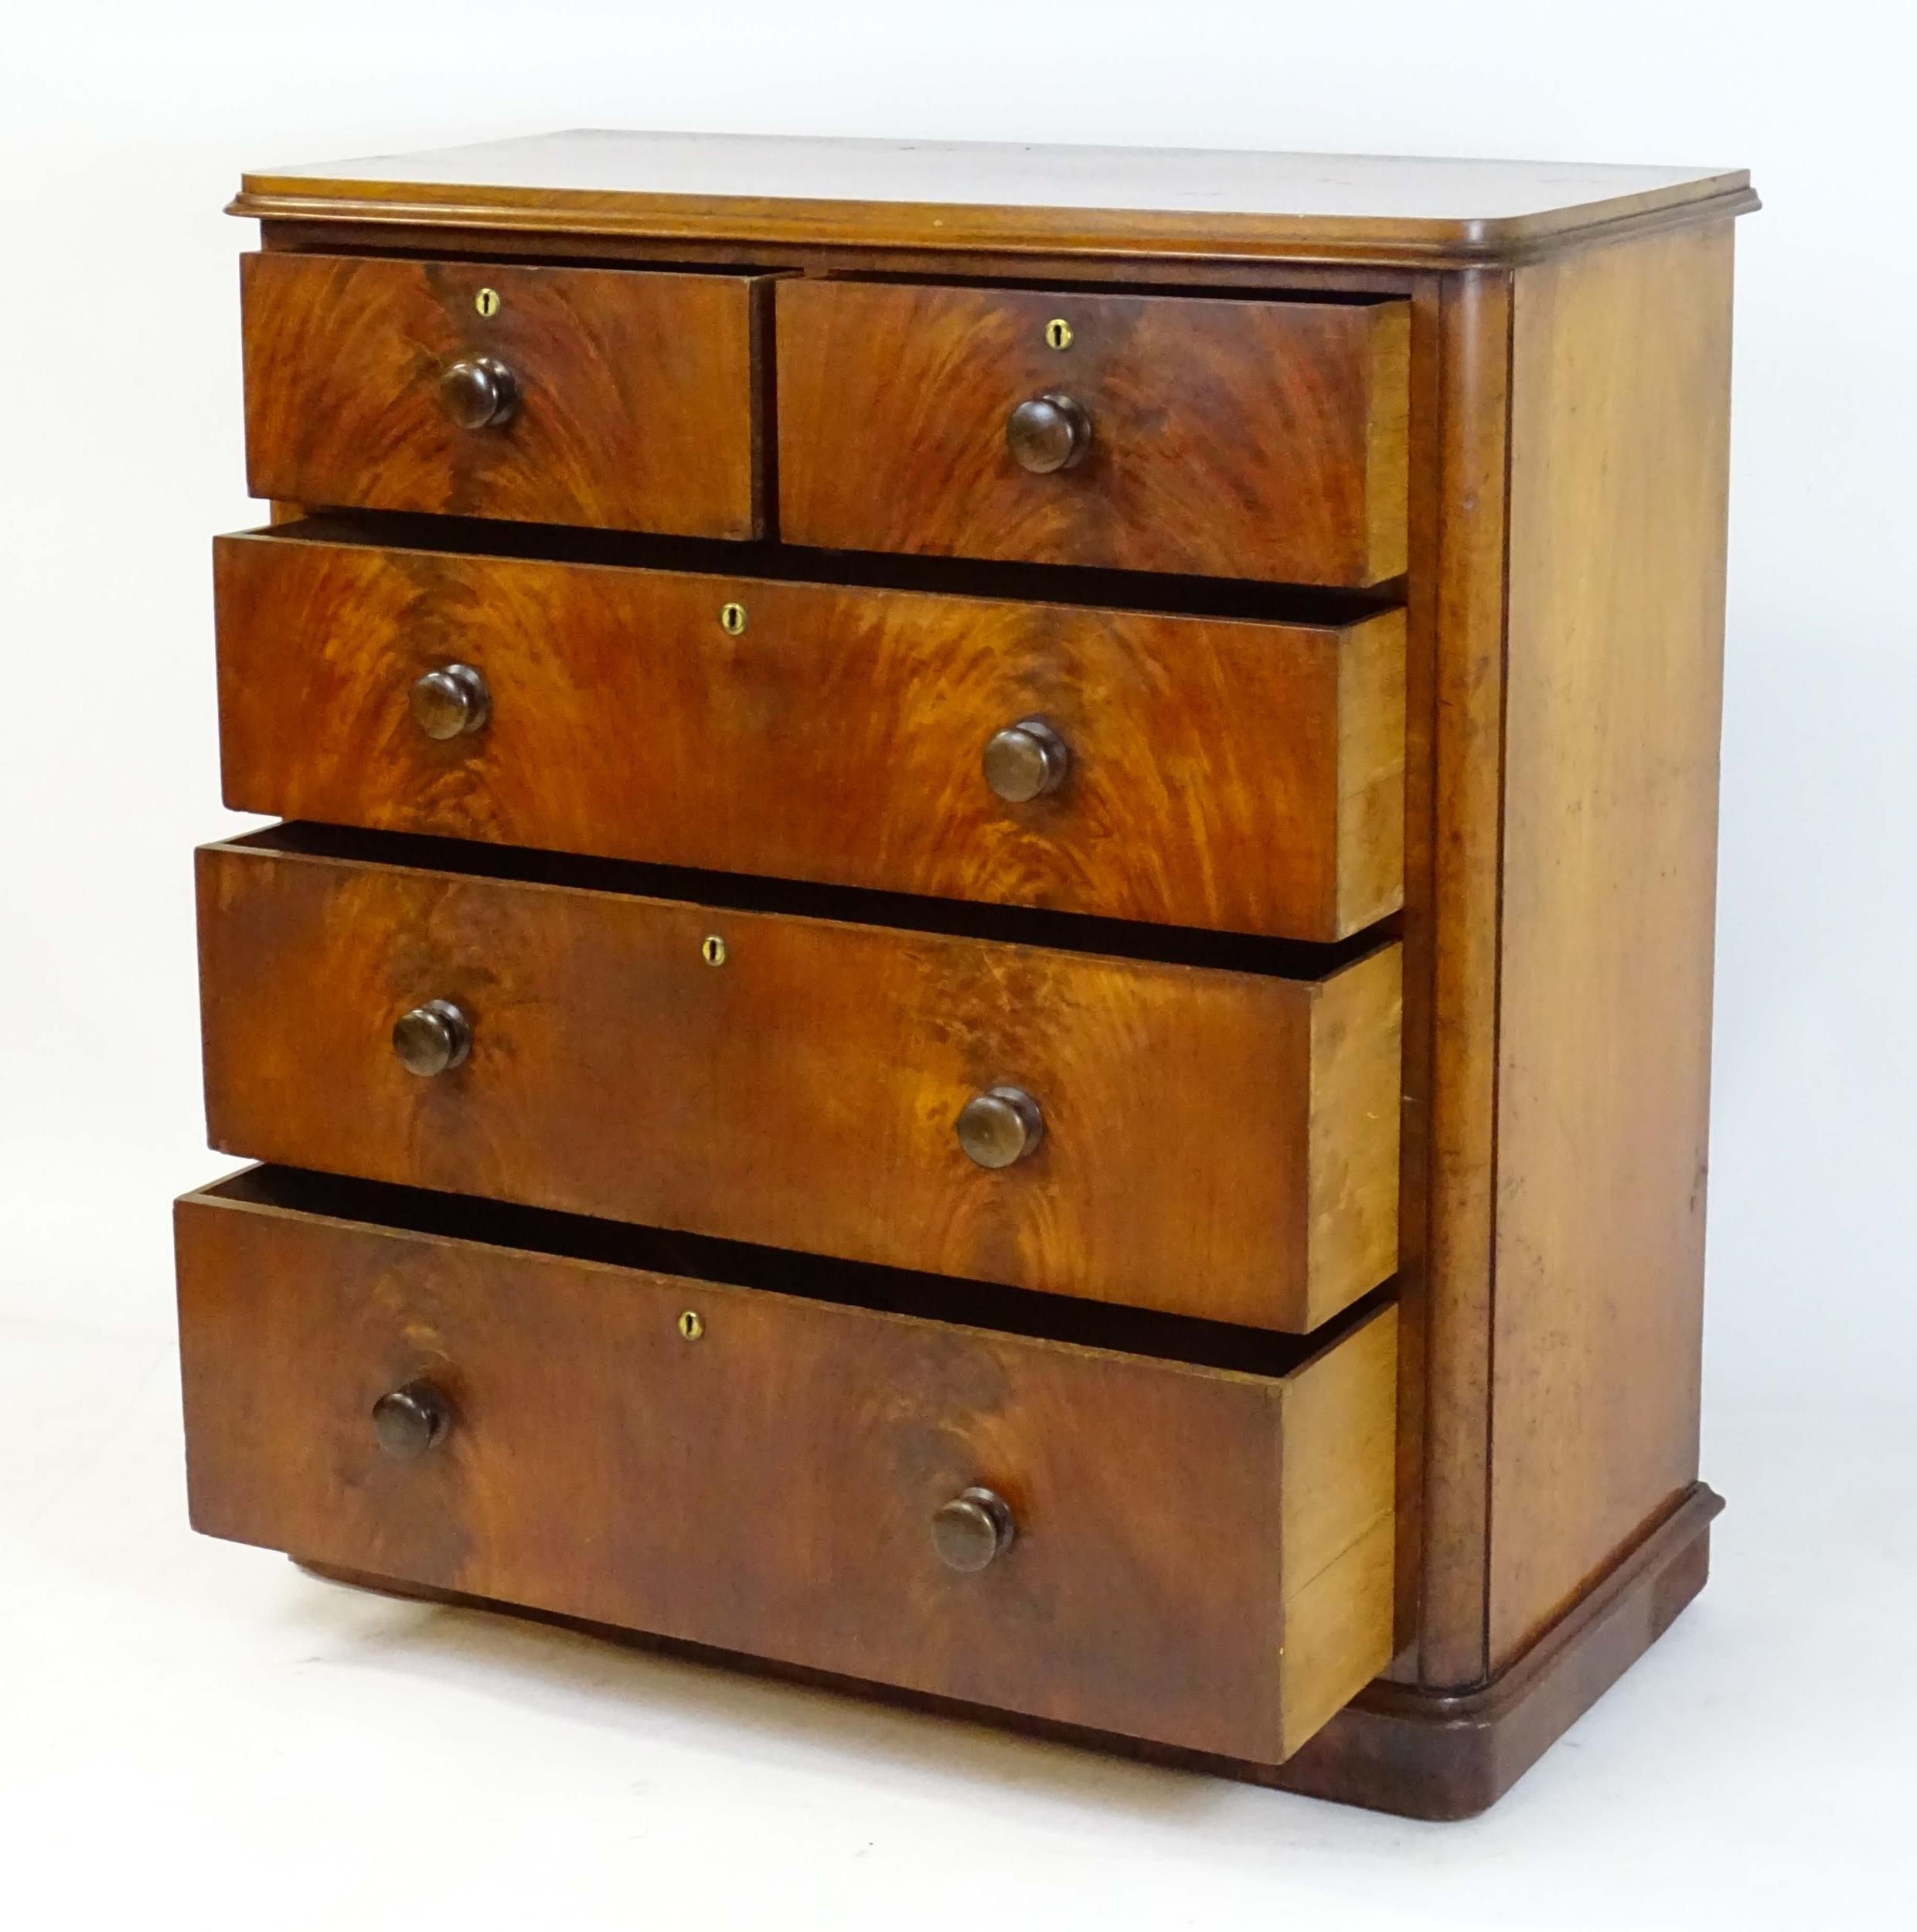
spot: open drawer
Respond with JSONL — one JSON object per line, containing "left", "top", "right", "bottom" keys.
{"left": 776, "top": 279, "right": 1409, "bottom": 586}
{"left": 176, "top": 1165, "right": 1398, "bottom": 1764}
{"left": 212, "top": 518, "right": 1405, "bottom": 944}
{"left": 241, "top": 252, "right": 771, "bottom": 537}
{"left": 196, "top": 826, "right": 1401, "bottom": 1332}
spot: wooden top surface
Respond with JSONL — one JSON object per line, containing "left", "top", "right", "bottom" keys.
{"left": 232, "top": 130, "right": 1756, "bottom": 267}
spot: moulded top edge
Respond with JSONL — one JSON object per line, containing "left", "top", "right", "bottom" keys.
{"left": 230, "top": 130, "right": 1759, "bottom": 267}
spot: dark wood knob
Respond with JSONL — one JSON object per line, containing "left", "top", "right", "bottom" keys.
{"left": 439, "top": 355, "right": 518, "bottom": 430}
{"left": 410, "top": 663, "right": 491, "bottom": 740}
{"left": 931, "top": 1487, "right": 1016, "bottom": 1571}
{"left": 955, "top": 1087, "right": 1044, "bottom": 1168}
{"left": 982, "top": 719, "right": 1070, "bottom": 802}
{"left": 392, "top": 999, "right": 472, "bottom": 1077}
{"left": 1006, "top": 393, "right": 1091, "bottom": 473}
{"left": 372, "top": 1379, "right": 451, "bottom": 1461}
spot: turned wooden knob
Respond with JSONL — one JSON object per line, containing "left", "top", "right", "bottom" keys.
{"left": 955, "top": 1087, "right": 1044, "bottom": 1168}
{"left": 931, "top": 1487, "right": 1016, "bottom": 1571}
{"left": 410, "top": 663, "right": 491, "bottom": 740}
{"left": 439, "top": 355, "right": 518, "bottom": 429}
{"left": 982, "top": 719, "right": 1070, "bottom": 802}
{"left": 372, "top": 1379, "right": 451, "bottom": 1461}
{"left": 392, "top": 999, "right": 472, "bottom": 1077}
{"left": 1006, "top": 393, "right": 1091, "bottom": 473}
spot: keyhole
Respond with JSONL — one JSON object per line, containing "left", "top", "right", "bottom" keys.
{"left": 719, "top": 601, "right": 747, "bottom": 635}
{"left": 677, "top": 1310, "right": 705, "bottom": 1342}
{"left": 702, "top": 934, "right": 727, "bottom": 967}
{"left": 1044, "top": 318, "right": 1073, "bottom": 351}
{"left": 474, "top": 287, "right": 501, "bottom": 318}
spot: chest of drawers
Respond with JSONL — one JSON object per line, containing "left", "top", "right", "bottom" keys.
{"left": 176, "top": 131, "right": 1755, "bottom": 1818}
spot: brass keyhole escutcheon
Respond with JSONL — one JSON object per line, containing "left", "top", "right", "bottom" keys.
{"left": 719, "top": 601, "right": 747, "bottom": 636}
{"left": 702, "top": 934, "right": 728, "bottom": 967}
{"left": 474, "top": 287, "right": 501, "bottom": 318}
{"left": 1044, "top": 317, "right": 1073, "bottom": 351}
{"left": 678, "top": 1310, "right": 705, "bottom": 1342}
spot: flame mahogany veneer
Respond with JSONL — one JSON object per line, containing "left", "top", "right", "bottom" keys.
{"left": 177, "top": 130, "right": 1754, "bottom": 1818}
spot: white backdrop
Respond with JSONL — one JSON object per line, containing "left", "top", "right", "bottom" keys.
{"left": 3, "top": 4, "right": 1912, "bottom": 1923}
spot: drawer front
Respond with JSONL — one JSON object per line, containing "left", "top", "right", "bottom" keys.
{"left": 241, "top": 253, "right": 768, "bottom": 537}
{"left": 214, "top": 529, "right": 1405, "bottom": 943}
{"left": 196, "top": 837, "right": 1401, "bottom": 1332}
{"left": 777, "top": 281, "right": 1409, "bottom": 586}
{"left": 175, "top": 1173, "right": 1397, "bottom": 1762}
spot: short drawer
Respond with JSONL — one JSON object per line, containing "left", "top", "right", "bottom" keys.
{"left": 213, "top": 524, "right": 1405, "bottom": 942}
{"left": 777, "top": 281, "right": 1409, "bottom": 586}
{"left": 196, "top": 829, "right": 1401, "bottom": 1332}
{"left": 176, "top": 1166, "right": 1397, "bottom": 1763}
{"left": 240, "top": 253, "right": 768, "bottom": 537}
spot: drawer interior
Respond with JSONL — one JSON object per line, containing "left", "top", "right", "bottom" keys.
{"left": 247, "top": 509, "right": 1405, "bottom": 623}
{"left": 203, "top": 1163, "right": 1385, "bottom": 1377}
{"left": 223, "top": 820, "right": 1394, "bottom": 979}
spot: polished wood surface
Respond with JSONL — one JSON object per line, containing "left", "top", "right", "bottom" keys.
{"left": 182, "top": 131, "right": 1756, "bottom": 1815}
{"left": 213, "top": 524, "right": 1405, "bottom": 941}
{"left": 1487, "top": 224, "right": 1734, "bottom": 1668}
{"left": 1217, "top": 1481, "right": 1722, "bottom": 1816}
{"left": 230, "top": 130, "right": 1756, "bottom": 268}
{"left": 777, "top": 280, "right": 1408, "bottom": 587}
{"left": 175, "top": 1170, "right": 1397, "bottom": 1761}
{"left": 301, "top": 1475, "right": 1719, "bottom": 1822}
{"left": 196, "top": 833, "right": 1403, "bottom": 1330}
{"left": 1409, "top": 268, "right": 1513, "bottom": 1687}
{"left": 241, "top": 252, "right": 768, "bottom": 536}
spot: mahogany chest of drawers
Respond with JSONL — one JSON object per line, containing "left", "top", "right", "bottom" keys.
{"left": 178, "top": 131, "right": 1755, "bottom": 1818}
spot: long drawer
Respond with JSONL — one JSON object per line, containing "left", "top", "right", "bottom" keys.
{"left": 213, "top": 523, "right": 1405, "bottom": 942}
{"left": 175, "top": 1166, "right": 1398, "bottom": 1763}
{"left": 240, "top": 253, "right": 770, "bottom": 537}
{"left": 196, "top": 828, "right": 1401, "bottom": 1332}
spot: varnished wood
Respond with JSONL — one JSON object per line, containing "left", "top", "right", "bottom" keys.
{"left": 195, "top": 832, "right": 1402, "bottom": 1331}
{"left": 229, "top": 131, "right": 1756, "bottom": 269}
{"left": 181, "top": 132, "right": 1756, "bottom": 1816}
{"left": 212, "top": 524, "right": 1405, "bottom": 942}
{"left": 1370, "top": 275, "right": 1443, "bottom": 1682}
{"left": 257, "top": 216, "right": 1427, "bottom": 294}
{"left": 1487, "top": 224, "right": 1734, "bottom": 1667}
{"left": 1262, "top": 1481, "right": 1721, "bottom": 1813}
{"left": 777, "top": 280, "right": 1408, "bottom": 587}
{"left": 241, "top": 252, "right": 768, "bottom": 536}
{"left": 1415, "top": 268, "right": 1513, "bottom": 1687}
{"left": 175, "top": 1169, "right": 1398, "bottom": 1762}
{"left": 296, "top": 1477, "right": 1718, "bottom": 1820}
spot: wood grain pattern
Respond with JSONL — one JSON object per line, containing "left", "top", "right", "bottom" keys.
{"left": 257, "top": 218, "right": 1425, "bottom": 294}
{"left": 187, "top": 135, "right": 1760, "bottom": 1811}
{"left": 1307, "top": 947, "right": 1405, "bottom": 1326}
{"left": 175, "top": 1171, "right": 1397, "bottom": 1762}
{"left": 777, "top": 280, "right": 1408, "bottom": 587}
{"left": 295, "top": 1474, "right": 1720, "bottom": 1821}
{"left": 213, "top": 525, "right": 1405, "bottom": 942}
{"left": 241, "top": 252, "right": 768, "bottom": 536}
{"left": 1415, "top": 268, "right": 1513, "bottom": 1688}
{"left": 1370, "top": 274, "right": 1443, "bottom": 1683}
{"left": 230, "top": 130, "right": 1757, "bottom": 269}
{"left": 1252, "top": 1482, "right": 1721, "bottom": 1815}
{"left": 195, "top": 833, "right": 1401, "bottom": 1332}
{"left": 1487, "top": 225, "right": 1734, "bottom": 1668}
